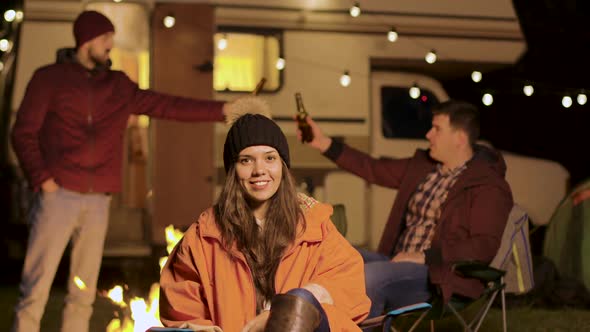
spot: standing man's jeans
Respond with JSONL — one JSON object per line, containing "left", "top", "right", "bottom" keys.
{"left": 358, "top": 249, "right": 431, "bottom": 318}
{"left": 12, "top": 188, "right": 111, "bottom": 332}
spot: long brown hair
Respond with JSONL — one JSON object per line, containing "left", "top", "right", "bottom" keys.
{"left": 213, "top": 160, "right": 304, "bottom": 306}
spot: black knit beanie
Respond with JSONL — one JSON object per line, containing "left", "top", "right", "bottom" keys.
{"left": 223, "top": 114, "right": 290, "bottom": 173}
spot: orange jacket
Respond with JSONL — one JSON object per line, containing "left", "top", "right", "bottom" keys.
{"left": 159, "top": 194, "right": 370, "bottom": 332}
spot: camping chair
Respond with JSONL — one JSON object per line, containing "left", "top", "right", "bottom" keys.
{"left": 359, "top": 204, "right": 534, "bottom": 332}
{"left": 331, "top": 203, "right": 348, "bottom": 236}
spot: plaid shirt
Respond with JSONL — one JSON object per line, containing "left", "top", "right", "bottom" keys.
{"left": 394, "top": 163, "right": 467, "bottom": 254}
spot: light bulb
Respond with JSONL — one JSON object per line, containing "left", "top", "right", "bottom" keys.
{"left": 471, "top": 71, "right": 482, "bottom": 83}
{"left": 4, "top": 9, "right": 16, "bottom": 22}
{"left": 482, "top": 93, "right": 493, "bottom": 106}
{"left": 349, "top": 3, "right": 361, "bottom": 17}
{"left": 562, "top": 96, "right": 572, "bottom": 108}
{"left": 276, "top": 57, "right": 285, "bottom": 70}
{"left": 577, "top": 93, "right": 587, "bottom": 105}
{"left": 387, "top": 28, "right": 398, "bottom": 42}
{"left": 523, "top": 85, "right": 534, "bottom": 97}
{"left": 15, "top": 10, "right": 23, "bottom": 21}
{"left": 0, "top": 39, "right": 10, "bottom": 52}
{"left": 340, "top": 71, "right": 351, "bottom": 87}
{"left": 163, "top": 15, "right": 175, "bottom": 28}
{"left": 113, "top": 0, "right": 122, "bottom": 3}
{"left": 409, "top": 85, "right": 420, "bottom": 99}
{"left": 0, "top": 61, "right": 4, "bottom": 71}
{"left": 217, "top": 35, "right": 228, "bottom": 50}
{"left": 425, "top": 50, "right": 437, "bottom": 64}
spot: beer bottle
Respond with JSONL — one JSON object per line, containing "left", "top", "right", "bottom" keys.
{"left": 253, "top": 78, "right": 266, "bottom": 95}
{"left": 295, "top": 92, "right": 314, "bottom": 143}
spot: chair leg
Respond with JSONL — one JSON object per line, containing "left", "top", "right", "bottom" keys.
{"left": 430, "top": 320, "right": 434, "bottom": 332}
{"left": 390, "top": 324, "right": 400, "bottom": 332}
{"left": 383, "top": 315, "right": 394, "bottom": 332}
{"left": 468, "top": 297, "right": 492, "bottom": 329}
{"left": 447, "top": 303, "right": 473, "bottom": 332}
{"left": 472, "top": 289, "right": 501, "bottom": 332}
{"left": 407, "top": 309, "right": 430, "bottom": 332}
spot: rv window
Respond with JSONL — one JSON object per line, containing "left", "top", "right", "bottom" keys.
{"left": 213, "top": 32, "right": 282, "bottom": 92}
{"left": 381, "top": 86, "right": 439, "bottom": 139}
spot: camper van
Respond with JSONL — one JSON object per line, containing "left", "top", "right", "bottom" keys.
{"left": 9, "top": 0, "right": 569, "bottom": 257}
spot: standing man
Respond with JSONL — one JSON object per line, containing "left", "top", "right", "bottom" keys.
{"left": 11, "top": 10, "right": 231, "bottom": 332}
{"left": 299, "top": 100, "right": 513, "bottom": 318}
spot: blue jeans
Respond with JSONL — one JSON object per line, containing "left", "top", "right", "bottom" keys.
{"left": 358, "top": 249, "right": 431, "bottom": 318}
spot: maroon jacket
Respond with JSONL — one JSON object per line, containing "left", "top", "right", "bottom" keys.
{"left": 12, "top": 49, "right": 224, "bottom": 193}
{"left": 323, "top": 140, "right": 513, "bottom": 302}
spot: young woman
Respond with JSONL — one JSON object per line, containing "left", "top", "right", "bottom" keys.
{"left": 159, "top": 112, "right": 370, "bottom": 332}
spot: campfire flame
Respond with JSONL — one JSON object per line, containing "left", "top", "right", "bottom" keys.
{"left": 106, "top": 285, "right": 127, "bottom": 308}
{"left": 105, "top": 225, "right": 184, "bottom": 332}
{"left": 160, "top": 224, "right": 185, "bottom": 272}
{"left": 165, "top": 224, "right": 184, "bottom": 255}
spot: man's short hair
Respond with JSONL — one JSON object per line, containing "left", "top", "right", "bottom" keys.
{"left": 432, "top": 100, "right": 480, "bottom": 147}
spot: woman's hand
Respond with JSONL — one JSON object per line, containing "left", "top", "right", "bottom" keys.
{"left": 41, "top": 178, "right": 59, "bottom": 193}
{"left": 241, "top": 311, "right": 270, "bottom": 332}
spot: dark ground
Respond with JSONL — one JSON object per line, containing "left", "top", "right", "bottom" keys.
{"left": 1, "top": 256, "right": 590, "bottom": 332}
{"left": 1, "top": 254, "right": 161, "bottom": 332}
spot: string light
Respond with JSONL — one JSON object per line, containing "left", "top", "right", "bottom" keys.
{"left": 217, "top": 9, "right": 590, "bottom": 99}
{"left": 482, "top": 93, "right": 494, "bottom": 106}
{"left": 163, "top": 15, "right": 175, "bottom": 28}
{"left": 409, "top": 84, "right": 421, "bottom": 99}
{"left": 217, "top": 34, "right": 228, "bottom": 50}
{"left": 15, "top": 10, "right": 23, "bottom": 21}
{"left": 425, "top": 49, "right": 437, "bottom": 64}
{"left": 471, "top": 71, "right": 482, "bottom": 83}
{"left": 349, "top": 2, "right": 361, "bottom": 17}
{"left": 340, "top": 71, "right": 351, "bottom": 87}
{"left": 0, "top": 61, "right": 4, "bottom": 71}
{"left": 577, "top": 92, "right": 587, "bottom": 105}
{"left": 523, "top": 85, "right": 534, "bottom": 97}
{"left": 387, "top": 28, "right": 398, "bottom": 42}
{"left": 0, "top": 39, "right": 11, "bottom": 52}
{"left": 113, "top": 0, "right": 123, "bottom": 3}
{"left": 275, "top": 57, "right": 285, "bottom": 70}
{"left": 562, "top": 96, "right": 572, "bottom": 108}
{"left": 4, "top": 9, "right": 16, "bottom": 22}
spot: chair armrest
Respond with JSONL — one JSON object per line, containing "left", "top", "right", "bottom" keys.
{"left": 357, "top": 303, "right": 432, "bottom": 330}
{"left": 385, "top": 302, "right": 432, "bottom": 316}
{"left": 358, "top": 315, "right": 387, "bottom": 330}
{"left": 452, "top": 260, "right": 505, "bottom": 282}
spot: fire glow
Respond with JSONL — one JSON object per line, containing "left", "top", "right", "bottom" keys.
{"left": 102, "top": 224, "right": 184, "bottom": 332}
{"left": 74, "top": 276, "right": 87, "bottom": 291}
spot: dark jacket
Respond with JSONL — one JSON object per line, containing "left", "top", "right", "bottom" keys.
{"left": 324, "top": 140, "right": 513, "bottom": 302}
{"left": 12, "top": 48, "right": 224, "bottom": 193}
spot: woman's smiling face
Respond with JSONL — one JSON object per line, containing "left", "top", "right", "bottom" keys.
{"left": 235, "top": 145, "right": 283, "bottom": 214}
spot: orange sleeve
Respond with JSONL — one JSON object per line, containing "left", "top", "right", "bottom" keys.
{"left": 311, "top": 220, "right": 371, "bottom": 330}
{"left": 159, "top": 226, "right": 215, "bottom": 328}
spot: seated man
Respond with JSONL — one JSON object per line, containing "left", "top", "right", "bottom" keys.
{"left": 298, "top": 100, "right": 513, "bottom": 318}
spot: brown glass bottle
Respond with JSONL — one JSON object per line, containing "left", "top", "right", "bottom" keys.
{"left": 252, "top": 78, "right": 266, "bottom": 95}
{"left": 295, "top": 92, "right": 314, "bottom": 143}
